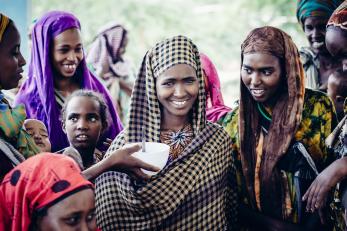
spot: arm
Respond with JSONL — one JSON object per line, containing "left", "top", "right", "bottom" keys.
{"left": 82, "top": 144, "right": 160, "bottom": 181}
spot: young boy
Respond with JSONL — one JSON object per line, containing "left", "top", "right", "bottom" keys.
{"left": 327, "top": 70, "right": 347, "bottom": 121}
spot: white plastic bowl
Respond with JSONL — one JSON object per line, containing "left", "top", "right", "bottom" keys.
{"left": 130, "top": 142, "right": 170, "bottom": 175}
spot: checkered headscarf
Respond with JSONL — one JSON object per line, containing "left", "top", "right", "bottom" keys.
{"left": 126, "top": 35, "right": 206, "bottom": 143}
{"left": 95, "top": 35, "right": 237, "bottom": 230}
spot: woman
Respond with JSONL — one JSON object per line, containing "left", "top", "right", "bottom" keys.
{"left": 296, "top": 0, "right": 342, "bottom": 90}
{"left": 200, "top": 53, "right": 232, "bottom": 123}
{"left": 0, "top": 13, "right": 39, "bottom": 181}
{"left": 14, "top": 11, "right": 123, "bottom": 152}
{"left": 87, "top": 23, "right": 134, "bottom": 124}
{"left": 303, "top": 2, "right": 347, "bottom": 230}
{"left": 220, "top": 26, "right": 336, "bottom": 229}
{"left": 95, "top": 35, "right": 238, "bottom": 230}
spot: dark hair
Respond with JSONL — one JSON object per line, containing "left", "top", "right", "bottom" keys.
{"left": 61, "top": 89, "right": 109, "bottom": 131}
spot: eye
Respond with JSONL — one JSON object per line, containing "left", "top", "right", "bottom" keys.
{"left": 68, "top": 115, "right": 78, "bottom": 122}
{"left": 263, "top": 69, "right": 273, "bottom": 76}
{"left": 58, "top": 48, "right": 69, "bottom": 54}
{"left": 184, "top": 77, "right": 197, "bottom": 84}
{"left": 86, "top": 210, "right": 96, "bottom": 222}
{"left": 11, "top": 46, "right": 20, "bottom": 56}
{"left": 40, "top": 133, "right": 49, "bottom": 138}
{"left": 305, "top": 25, "right": 313, "bottom": 31}
{"left": 75, "top": 47, "right": 83, "bottom": 53}
{"left": 243, "top": 67, "right": 252, "bottom": 74}
{"left": 63, "top": 215, "right": 80, "bottom": 226}
{"left": 162, "top": 81, "right": 174, "bottom": 87}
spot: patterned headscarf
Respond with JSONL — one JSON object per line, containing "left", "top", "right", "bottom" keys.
{"left": 240, "top": 26, "right": 305, "bottom": 217}
{"left": 296, "top": 0, "right": 344, "bottom": 25}
{"left": 95, "top": 35, "right": 237, "bottom": 230}
{"left": 14, "top": 11, "right": 123, "bottom": 152}
{"left": 0, "top": 13, "right": 10, "bottom": 43}
{"left": 0, "top": 153, "right": 93, "bottom": 231}
{"left": 201, "top": 53, "right": 231, "bottom": 122}
{"left": 327, "top": 1, "right": 347, "bottom": 30}
{"left": 87, "top": 22, "right": 127, "bottom": 77}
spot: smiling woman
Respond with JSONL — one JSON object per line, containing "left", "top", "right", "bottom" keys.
{"left": 14, "top": 11, "right": 123, "bottom": 152}
{"left": 220, "top": 26, "right": 337, "bottom": 229}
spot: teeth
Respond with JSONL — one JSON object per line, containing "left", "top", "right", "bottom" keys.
{"left": 252, "top": 89, "right": 264, "bottom": 95}
{"left": 312, "top": 42, "right": 324, "bottom": 49}
{"left": 64, "top": 64, "right": 76, "bottom": 71}
{"left": 172, "top": 101, "right": 186, "bottom": 106}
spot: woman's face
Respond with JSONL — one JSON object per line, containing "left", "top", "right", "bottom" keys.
{"left": 241, "top": 53, "right": 283, "bottom": 105}
{"left": 326, "top": 27, "right": 347, "bottom": 72}
{"left": 303, "top": 16, "right": 328, "bottom": 54}
{"left": 0, "top": 23, "right": 26, "bottom": 90}
{"left": 38, "top": 188, "right": 96, "bottom": 231}
{"left": 63, "top": 96, "right": 103, "bottom": 152}
{"left": 156, "top": 64, "right": 199, "bottom": 121}
{"left": 51, "top": 28, "right": 83, "bottom": 78}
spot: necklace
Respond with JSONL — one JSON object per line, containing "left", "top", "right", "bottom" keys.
{"left": 257, "top": 102, "right": 272, "bottom": 122}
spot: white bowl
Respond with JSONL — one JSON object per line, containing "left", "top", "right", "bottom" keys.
{"left": 130, "top": 142, "right": 170, "bottom": 175}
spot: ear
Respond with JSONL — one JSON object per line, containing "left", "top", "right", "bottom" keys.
{"left": 62, "top": 122, "right": 67, "bottom": 134}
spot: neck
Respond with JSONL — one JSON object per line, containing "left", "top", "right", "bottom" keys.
{"left": 161, "top": 112, "right": 190, "bottom": 131}
{"left": 74, "top": 146, "right": 95, "bottom": 167}
{"left": 54, "top": 74, "right": 79, "bottom": 97}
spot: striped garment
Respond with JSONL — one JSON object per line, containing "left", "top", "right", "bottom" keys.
{"left": 95, "top": 35, "right": 238, "bottom": 230}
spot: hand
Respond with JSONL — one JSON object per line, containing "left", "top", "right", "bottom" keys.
{"left": 103, "top": 138, "right": 113, "bottom": 149}
{"left": 104, "top": 143, "right": 160, "bottom": 180}
{"left": 302, "top": 161, "right": 343, "bottom": 212}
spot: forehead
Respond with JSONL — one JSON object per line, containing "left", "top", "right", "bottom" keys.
{"left": 158, "top": 63, "right": 197, "bottom": 80}
{"left": 304, "top": 16, "right": 328, "bottom": 26}
{"left": 53, "top": 28, "right": 82, "bottom": 46}
{"left": 242, "top": 53, "right": 280, "bottom": 68}
{"left": 66, "top": 96, "right": 100, "bottom": 113}
{"left": 0, "top": 23, "right": 20, "bottom": 50}
{"left": 24, "top": 119, "right": 47, "bottom": 130}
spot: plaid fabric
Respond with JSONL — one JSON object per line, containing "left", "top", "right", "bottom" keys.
{"left": 95, "top": 35, "right": 238, "bottom": 230}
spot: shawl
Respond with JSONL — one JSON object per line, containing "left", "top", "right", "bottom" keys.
{"left": 200, "top": 53, "right": 232, "bottom": 123}
{"left": 0, "top": 153, "right": 93, "bottom": 231}
{"left": 239, "top": 26, "right": 305, "bottom": 218}
{"left": 296, "top": 0, "right": 344, "bottom": 25}
{"left": 14, "top": 11, "right": 123, "bottom": 152}
{"left": 327, "top": 1, "right": 347, "bottom": 30}
{"left": 95, "top": 35, "right": 238, "bottom": 230}
{"left": 86, "top": 22, "right": 128, "bottom": 78}
{"left": 0, "top": 13, "right": 10, "bottom": 43}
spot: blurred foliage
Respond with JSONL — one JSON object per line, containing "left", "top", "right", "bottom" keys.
{"left": 31, "top": 0, "right": 307, "bottom": 104}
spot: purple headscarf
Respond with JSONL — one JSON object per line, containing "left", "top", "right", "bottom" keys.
{"left": 14, "top": 11, "right": 123, "bottom": 152}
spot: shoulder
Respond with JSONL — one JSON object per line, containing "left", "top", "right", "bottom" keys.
{"left": 303, "top": 88, "right": 334, "bottom": 109}
{"left": 299, "top": 47, "right": 315, "bottom": 64}
{"left": 105, "top": 130, "right": 127, "bottom": 157}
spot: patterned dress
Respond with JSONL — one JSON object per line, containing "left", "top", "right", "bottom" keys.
{"left": 220, "top": 89, "right": 337, "bottom": 224}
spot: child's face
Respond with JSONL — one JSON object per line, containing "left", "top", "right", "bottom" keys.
{"left": 24, "top": 119, "right": 51, "bottom": 152}
{"left": 328, "top": 76, "right": 346, "bottom": 119}
{"left": 64, "top": 96, "right": 103, "bottom": 152}
{"left": 51, "top": 28, "right": 83, "bottom": 78}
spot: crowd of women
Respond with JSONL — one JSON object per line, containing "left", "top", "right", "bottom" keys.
{"left": 1, "top": 0, "right": 347, "bottom": 230}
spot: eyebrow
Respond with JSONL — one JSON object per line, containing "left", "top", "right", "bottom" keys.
{"left": 242, "top": 64, "right": 275, "bottom": 70}
{"left": 39, "top": 128, "right": 48, "bottom": 133}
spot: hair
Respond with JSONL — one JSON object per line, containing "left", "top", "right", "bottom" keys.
{"left": 61, "top": 89, "right": 109, "bottom": 131}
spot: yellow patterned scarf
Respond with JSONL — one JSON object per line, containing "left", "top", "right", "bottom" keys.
{"left": 0, "top": 92, "right": 39, "bottom": 158}
{"left": 0, "top": 13, "right": 10, "bottom": 43}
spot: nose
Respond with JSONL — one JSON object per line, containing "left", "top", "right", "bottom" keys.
{"left": 67, "top": 51, "right": 77, "bottom": 62}
{"left": 250, "top": 72, "right": 261, "bottom": 87}
{"left": 18, "top": 51, "right": 26, "bottom": 67}
{"left": 173, "top": 84, "right": 186, "bottom": 97}
{"left": 77, "top": 119, "right": 88, "bottom": 130}
{"left": 33, "top": 132, "right": 42, "bottom": 140}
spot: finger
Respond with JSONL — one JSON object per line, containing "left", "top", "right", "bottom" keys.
{"left": 318, "top": 209, "right": 325, "bottom": 224}
{"left": 305, "top": 183, "right": 318, "bottom": 212}
{"left": 133, "top": 157, "right": 160, "bottom": 172}
{"left": 106, "top": 138, "right": 113, "bottom": 143}
{"left": 123, "top": 144, "right": 141, "bottom": 154}
{"left": 133, "top": 168, "right": 151, "bottom": 180}
{"left": 309, "top": 184, "right": 321, "bottom": 212}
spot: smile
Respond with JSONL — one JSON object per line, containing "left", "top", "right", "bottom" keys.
{"left": 76, "top": 134, "right": 89, "bottom": 141}
{"left": 63, "top": 64, "right": 77, "bottom": 72}
{"left": 171, "top": 100, "right": 187, "bottom": 106}
{"left": 251, "top": 89, "right": 265, "bottom": 96}
{"left": 312, "top": 41, "right": 324, "bottom": 49}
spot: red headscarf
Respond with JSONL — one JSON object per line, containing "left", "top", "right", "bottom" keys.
{"left": 200, "top": 53, "right": 231, "bottom": 122}
{"left": 0, "top": 153, "right": 93, "bottom": 231}
{"left": 327, "top": 1, "right": 347, "bottom": 30}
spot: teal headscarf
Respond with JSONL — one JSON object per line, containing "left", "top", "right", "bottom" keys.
{"left": 296, "top": 0, "right": 344, "bottom": 25}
